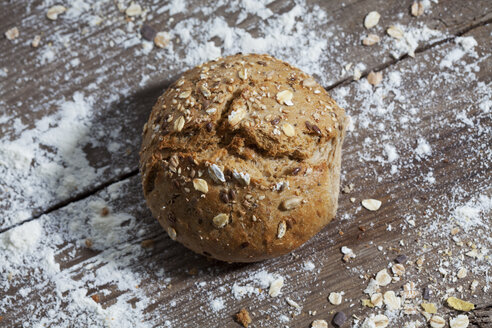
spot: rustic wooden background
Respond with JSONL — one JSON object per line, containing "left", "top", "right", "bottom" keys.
{"left": 1, "top": 0, "right": 491, "bottom": 327}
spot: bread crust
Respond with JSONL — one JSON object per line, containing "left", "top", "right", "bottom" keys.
{"left": 140, "top": 54, "right": 347, "bottom": 262}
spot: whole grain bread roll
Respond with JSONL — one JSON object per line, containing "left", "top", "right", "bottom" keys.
{"left": 140, "top": 54, "right": 347, "bottom": 262}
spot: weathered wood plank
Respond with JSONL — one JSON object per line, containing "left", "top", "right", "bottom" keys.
{"left": 1, "top": 20, "right": 490, "bottom": 328}
{"left": 1, "top": 0, "right": 491, "bottom": 229}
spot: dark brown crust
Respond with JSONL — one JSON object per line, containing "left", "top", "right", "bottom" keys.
{"left": 140, "top": 54, "right": 347, "bottom": 262}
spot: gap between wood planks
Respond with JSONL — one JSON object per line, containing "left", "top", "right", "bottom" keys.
{"left": 2, "top": 18, "right": 491, "bottom": 235}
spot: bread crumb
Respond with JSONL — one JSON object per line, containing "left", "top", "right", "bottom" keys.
{"left": 235, "top": 308, "right": 252, "bottom": 327}
{"left": 47, "top": 5, "right": 67, "bottom": 20}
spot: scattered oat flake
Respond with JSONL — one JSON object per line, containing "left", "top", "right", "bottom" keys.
{"left": 421, "top": 302, "right": 437, "bottom": 314}
{"left": 387, "top": 25, "right": 404, "bottom": 39}
{"left": 213, "top": 213, "right": 229, "bottom": 229}
{"left": 311, "top": 319, "right": 328, "bottom": 328}
{"left": 47, "top": 5, "right": 66, "bottom": 20}
{"left": 392, "top": 263, "right": 405, "bottom": 276}
{"left": 125, "top": 2, "right": 142, "bottom": 17}
{"left": 363, "top": 34, "right": 380, "bottom": 46}
{"left": 449, "top": 315, "right": 469, "bottom": 328}
{"left": 281, "top": 123, "right": 296, "bottom": 137}
{"left": 373, "top": 314, "right": 390, "bottom": 328}
{"left": 328, "top": 292, "right": 343, "bottom": 305}
{"left": 375, "top": 269, "right": 392, "bottom": 286}
{"left": 403, "top": 281, "right": 418, "bottom": 299}
{"left": 371, "top": 292, "right": 383, "bottom": 307}
{"left": 364, "top": 278, "right": 380, "bottom": 295}
{"left": 362, "top": 299, "right": 375, "bottom": 308}
{"left": 447, "top": 297, "right": 474, "bottom": 311}
{"left": 383, "top": 290, "right": 401, "bottom": 310}
{"left": 429, "top": 316, "right": 446, "bottom": 328}
{"left": 192, "top": 178, "right": 208, "bottom": 194}
{"left": 367, "top": 72, "right": 383, "bottom": 86}
{"left": 276, "top": 90, "right": 294, "bottom": 106}
{"left": 5, "top": 27, "right": 19, "bottom": 40}
{"left": 457, "top": 268, "right": 467, "bottom": 279}
{"left": 364, "top": 11, "right": 381, "bottom": 29}
{"left": 268, "top": 277, "right": 284, "bottom": 297}
{"left": 228, "top": 107, "right": 247, "bottom": 127}
{"left": 154, "top": 31, "right": 171, "bottom": 48}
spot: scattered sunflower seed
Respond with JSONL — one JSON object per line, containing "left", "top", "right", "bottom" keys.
{"left": 208, "top": 164, "right": 226, "bottom": 183}
{"left": 364, "top": 11, "right": 381, "bottom": 29}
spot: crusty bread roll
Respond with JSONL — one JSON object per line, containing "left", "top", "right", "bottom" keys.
{"left": 140, "top": 54, "right": 347, "bottom": 262}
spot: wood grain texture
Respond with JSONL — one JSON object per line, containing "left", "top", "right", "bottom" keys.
{"left": 1, "top": 7, "right": 490, "bottom": 326}
{"left": 1, "top": 0, "right": 491, "bottom": 229}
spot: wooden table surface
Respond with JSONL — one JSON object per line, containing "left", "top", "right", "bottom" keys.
{"left": 1, "top": 0, "right": 491, "bottom": 327}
